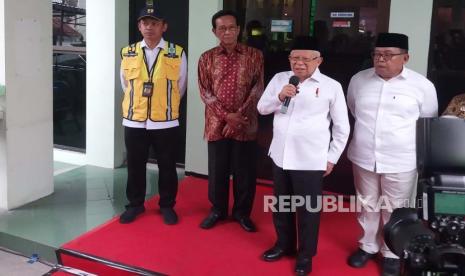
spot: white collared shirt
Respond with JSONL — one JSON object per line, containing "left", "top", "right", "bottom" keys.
{"left": 120, "top": 38, "right": 188, "bottom": 129}
{"left": 347, "top": 67, "right": 438, "bottom": 173}
{"left": 257, "top": 69, "right": 350, "bottom": 170}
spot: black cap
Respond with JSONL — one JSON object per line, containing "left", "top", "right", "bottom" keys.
{"left": 138, "top": 6, "right": 164, "bottom": 21}
{"left": 291, "top": 36, "right": 319, "bottom": 51}
{"left": 375, "top": 33, "right": 409, "bottom": 50}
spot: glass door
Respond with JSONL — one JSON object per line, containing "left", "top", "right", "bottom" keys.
{"left": 52, "top": 0, "right": 87, "bottom": 151}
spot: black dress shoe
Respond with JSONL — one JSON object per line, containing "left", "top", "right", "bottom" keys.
{"left": 160, "top": 208, "right": 178, "bottom": 225}
{"left": 382, "top": 257, "right": 400, "bottom": 276}
{"left": 347, "top": 248, "right": 376, "bottom": 268}
{"left": 119, "top": 206, "right": 145, "bottom": 224}
{"left": 236, "top": 217, "right": 257, "bottom": 232}
{"left": 200, "top": 212, "right": 225, "bottom": 229}
{"left": 295, "top": 257, "right": 312, "bottom": 276}
{"left": 262, "top": 246, "right": 296, "bottom": 262}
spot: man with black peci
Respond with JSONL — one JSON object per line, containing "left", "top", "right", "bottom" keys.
{"left": 346, "top": 33, "right": 438, "bottom": 276}
{"left": 257, "top": 36, "right": 350, "bottom": 275}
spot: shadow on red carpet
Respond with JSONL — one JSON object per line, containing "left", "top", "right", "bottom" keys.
{"left": 58, "top": 176, "right": 380, "bottom": 276}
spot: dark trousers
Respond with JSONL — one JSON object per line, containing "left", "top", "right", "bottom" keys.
{"left": 207, "top": 139, "right": 257, "bottom": 218}
{"left": 124, "top": 126, "right": 178, "bottom": 209}
{"left": 272, "top": 162, "right": 324, "bottom": 258}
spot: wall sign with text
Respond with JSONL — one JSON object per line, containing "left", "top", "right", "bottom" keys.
{"left": 330, "top": 12, "right": 355, "bottom": 18}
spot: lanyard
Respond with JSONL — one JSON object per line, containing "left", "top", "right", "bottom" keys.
{"left": 142, "top": 46, "right": 161, "bottom": 82}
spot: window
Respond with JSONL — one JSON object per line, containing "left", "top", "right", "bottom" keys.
{"left": 52, "top": 0, "right": 86, "bottom": 151}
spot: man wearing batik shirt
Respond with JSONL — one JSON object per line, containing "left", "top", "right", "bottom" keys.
{"left": 197, "top": 10, "right": 264, "bottom": 232}
{"left": 443, "top": 93, "right": 465, "bottom": 119}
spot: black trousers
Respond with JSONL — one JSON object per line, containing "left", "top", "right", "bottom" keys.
{"left": 272, "top": 162, "right": 324, "bottom": 258}
{"left": 124, "top": 126, "right": 178, "bottom": 209}
{"left": 207, "top": 139, "right": 257, "bottom": 218}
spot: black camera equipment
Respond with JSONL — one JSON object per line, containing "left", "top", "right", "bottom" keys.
{"left": 384, "top": 117, "right": 465, "bottom": 276}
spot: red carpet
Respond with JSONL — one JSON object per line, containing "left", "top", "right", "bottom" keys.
{"left": 58, "top": 176, "right": 380, "bottom": 275}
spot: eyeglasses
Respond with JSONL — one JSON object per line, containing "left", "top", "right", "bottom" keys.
{"left": 288, "top": 56, "right": 321, "bottom": 63}
{"left": 371, "top": 52, "right": 405, "bottom": 61}
{"left": 216, "top": 26, "right": 238, "bottom": 33}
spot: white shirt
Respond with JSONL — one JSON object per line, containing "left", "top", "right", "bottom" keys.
{"left": 257, "top": 69, "right": 350, "bottom": 170}
{"left": 347, "top": 67, "right": 438, "bottom": 173}
{"left": 120, "top": 38, "right": 188, "bottom": 129}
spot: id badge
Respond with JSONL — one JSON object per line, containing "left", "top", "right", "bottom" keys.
{"left": 142, "top": 82, "right": 154, "bottom": 97}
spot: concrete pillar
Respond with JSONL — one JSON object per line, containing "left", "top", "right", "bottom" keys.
{"left": 0, "top": 0, "right": 53, "bottom": 210}
{"left": 85, "top": 0, "right": 128, "bottom": 168}
{"left": 185, "top": 0, "right": 222, "bottom": 175}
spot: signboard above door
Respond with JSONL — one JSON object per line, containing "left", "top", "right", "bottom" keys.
{"left": 330, "top": 12, "right": 355, "bottom": 18}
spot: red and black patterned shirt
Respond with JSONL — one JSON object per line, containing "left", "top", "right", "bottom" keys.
{"left": 198, "top": 43, "right": 264, "bottom": 141}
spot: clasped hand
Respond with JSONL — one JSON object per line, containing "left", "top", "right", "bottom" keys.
{"left": 222, "top": 112, "right": 248, "bottom": 138}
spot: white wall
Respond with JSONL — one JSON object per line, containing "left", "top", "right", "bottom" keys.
{"left": 0, "top": 1, "right": 6, "bottom": 206}
{"left": 0, "top": 0, "right": 53, "bottom": 210}
{"left": 85, "top": 0, "right": 127, "bottom": 168}
{"left": 389, "top": 0, "right": 434, "bottom": 76}
{"left": 185, "top": 0, "right": 222, "bottom": 175}
{"left": 0, "top": 0, "right": 4, "bottom": 87}
{"left": 113, "top": 0, "right": 127, "bottom": 166}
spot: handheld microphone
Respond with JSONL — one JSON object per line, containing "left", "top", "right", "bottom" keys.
{"left": 280, "top": 75, "right": 300, "bottom": 114}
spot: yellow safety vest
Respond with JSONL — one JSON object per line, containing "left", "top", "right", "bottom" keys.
{"left": 120, "top": 41, "right": 183, "bottom": 122}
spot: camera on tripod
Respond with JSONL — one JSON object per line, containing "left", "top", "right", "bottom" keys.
{"left": 384, "top": 117, "right": 465, "bottom": 276}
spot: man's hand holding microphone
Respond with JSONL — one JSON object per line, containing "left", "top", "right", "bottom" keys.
{"left": 280, "top": 76, "right": 300, "bottom": 114}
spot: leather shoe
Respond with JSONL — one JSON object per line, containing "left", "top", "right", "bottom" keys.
{"left": 200, "top": 212, "right": 225, "bottom": 229}
{"left": 262, "top": 246, "right": 296, "bottom": 262}
{"left": 382, "top": 257, "right": 400, "bottom": 276}
{"left": 347, "top": 248, "right": 376, "bottom": 268}
{"left": 119, "top": 206, "right": 145, "bottom": 224}
{"left": 236, "top": 217, "right": 256, "bottom": 232}
{"left": 160, "top": 208, "right": 178, "bottom": 225}
{"left": 295, "top": 257, "right": 312, "bottom": 275}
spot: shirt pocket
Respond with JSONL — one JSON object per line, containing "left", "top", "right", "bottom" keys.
{"left": 388, "top": 93, "right": 419, "bottom": 119}
{"left": 122, "top": 58, "right": 141, "bottom": 80}
{"left": 164, "top": 57, "right": 181, "bottom": 81}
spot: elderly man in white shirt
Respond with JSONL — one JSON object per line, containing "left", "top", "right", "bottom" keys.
{"left": 346, "top": 33, "right": 438, "bottom": 276}
{"left": 258, "top": 37, "right": 350, "bottom": 276}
